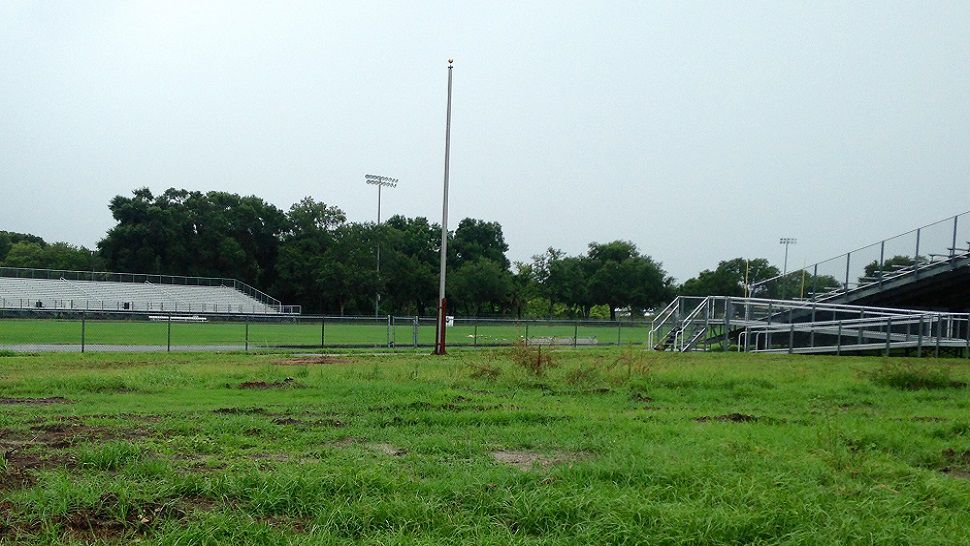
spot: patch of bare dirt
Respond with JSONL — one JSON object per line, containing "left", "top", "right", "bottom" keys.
{"left": 272, "top": 356, "right": 353, "bottom": 366}
{"left": 213, "top": 407, "right": 266, "bottom": 415}
{"left": 1, "top": 492, "right": 211, "bottom": 540}
{"left": 490, "top": 449, "right": 586, "bottom": 471}
{"left": 0, "top": 397, "right": 70, "bottom": 405}
{"left": 1, "top": 448, "right": 74, "bottom": 491}
{"left": 369, "top": 443, "right": 407, "bottom": 457}
{"left": 272, "top": 417, "right": 303, "bottom": 425}
{"left": 238, "top": 378, "right": 301, "bottom": 389}
{"left": 941, "top": 448, "right": 970, "bottom": 472}
{"left": 694, "top": 413, "right": 760, "bottom": 423}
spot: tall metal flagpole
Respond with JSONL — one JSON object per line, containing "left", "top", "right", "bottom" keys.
{"left": 434, "top": 59, "right": 454, "bottom": 355}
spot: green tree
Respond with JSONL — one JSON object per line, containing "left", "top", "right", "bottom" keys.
{"left": 585, "top": 241, "right": 671, "bottom": 320}
{"left": 860, "top": 255, "right": 927, "bottom": 283}
{"left": 448, "top": 257, "right": 512, "bottom": 316}
{"left": 451, "top": 219, "right": 510, "bottom": 269}
{"left": 2, "top": 241, "right": 102, "bottom": 271}
{"left": 681, "top": 258, "right": 779, "bottom": 297}
{"left": 380, "top": 216, "right": 440, "bottom": 315}
{"left": 99, "top": 187, "right": 287, "bottom": 287}
{"left": 0, "top": 231, "right": 46, "bottom": 263}
{"left": 273, "top": 197, "right": 346, "bottom": 312}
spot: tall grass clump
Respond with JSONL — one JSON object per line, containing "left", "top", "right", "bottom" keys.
{"left": 508, "top": 341, "right": 557, "bottom": 377}
{"left": 866, "top": 361, "right": 966, "bottom": 391}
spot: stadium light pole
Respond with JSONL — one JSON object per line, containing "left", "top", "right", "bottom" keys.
{"left": 433, "top": 59, "right": 454, "bottom": 356}
{"left": 779, "top": 237, "right": 797, "bottom": 277}
{"left": 779, "top": 237, "right": 797, "bottom": 299}
{"left": 365, "top": 174, "right": 398, "bottom": 317}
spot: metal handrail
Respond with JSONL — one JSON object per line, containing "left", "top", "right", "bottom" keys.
{"left": 750, "top": 210, "right": 970, "bottom": 301}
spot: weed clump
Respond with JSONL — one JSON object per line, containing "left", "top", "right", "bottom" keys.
{"left": 508, "top": 341, "right": 557, "bottom": 377}
{"left": 867, "top": 362, "right": 966, "bottom": 391}
{"left": 564, "top": 366, "right": 600, "bottom": 386}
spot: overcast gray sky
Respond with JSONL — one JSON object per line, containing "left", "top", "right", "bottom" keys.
{"left": 2, "top": 1, "right": 969, "bottom": 282}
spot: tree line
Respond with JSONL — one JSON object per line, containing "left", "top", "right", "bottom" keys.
{"left": 1, "top": 188, "right": 917, "bottom": 318}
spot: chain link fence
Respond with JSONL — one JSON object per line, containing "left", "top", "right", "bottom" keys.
{"left": 0, "top": 309, "right": 651, "bottom": 353}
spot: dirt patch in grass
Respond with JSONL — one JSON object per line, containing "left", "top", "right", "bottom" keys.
{"left": 694, "top": 413, "right": 760, "bottom": 423}
{"left": 369, "top": 443, "right": 407, "bottom": 457}
{"left": 2, "top": 493, "right": 211, "bottom": 540}
{"left": 491, "top": 449, "right": 586, "bottom": 471}
{"left": 941, "top": 448, "right": 970, "bottom": 467}
{"left": 272, "top": 356, "right": 353, "bottom": 366}
{"left": 238, "top": 378, "right": 301, "bottom": 389}
{"left": 213, "top": 407, "right": 267, "bottom": 415}
{"left": 272, "top": 417, "right": 303, "bottom": 425}
{"left": 1, "top": 449, "right": 75, "bottom": 490}
{"left": 0, "top": 396, "right": 70, "bottom": 405}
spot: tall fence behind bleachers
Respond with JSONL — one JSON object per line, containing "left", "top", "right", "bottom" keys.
{"left": 0, "top": 309, "right": 651, "bottom": 353}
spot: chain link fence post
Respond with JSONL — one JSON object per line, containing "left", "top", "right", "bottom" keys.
{"left": 167, "top": 315, "right": 172, "bottom": 353}
{"left": 80, "top": 312, "right": 86, "bottom": 353}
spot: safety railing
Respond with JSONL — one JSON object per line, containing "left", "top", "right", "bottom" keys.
{"left": 651, "top": 296, "right": 970, "bottom": 357}
{"left": 750, "top": 211, "right": 970, "bottom": 301}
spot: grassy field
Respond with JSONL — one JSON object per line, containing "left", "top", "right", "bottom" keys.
{"left": 1, "top": 349, "right": 968, "bottom": 545}
{"left": 0, "top": 318, "right": 649, "bottom": 349}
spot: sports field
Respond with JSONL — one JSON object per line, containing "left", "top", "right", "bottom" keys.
{"left": 1, "top": 349, "right": 968, "bottom": 545}
{"left": 0, "top": 318, "right": 649, "bottom": 350}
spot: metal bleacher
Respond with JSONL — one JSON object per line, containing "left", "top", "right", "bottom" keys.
{"left": 0, "top": 268, "right": 299, "bottom": 314}
{"left": 750, "top": 211, "right": 970, "bottom": 312}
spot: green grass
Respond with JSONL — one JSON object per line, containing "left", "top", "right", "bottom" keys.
{"left": 1, "top": 349, "right": 968, "bottom": 545}
{"left": 0, "top": 318, "right": 649, "bottom": 348}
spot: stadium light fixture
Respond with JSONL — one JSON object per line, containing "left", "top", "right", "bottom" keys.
{"left": 779, "top": 237, "right": 797, "bottom": 277}
{"left": 433, "top": 59, "right": 454, "bottom": 356}
{"left": 365, "top": 174, "right": 398, "bottom": 316}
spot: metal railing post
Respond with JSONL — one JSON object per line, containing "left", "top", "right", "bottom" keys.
{"left": 836, "top": 322, "right": 842, "bottom": 356}
{"left": 167, "top": 315, "right": 172, "bottom": 352}
{"left": 617, "top": 322, "right": 622, "bottom": 346}
{"left": 917, "top": 316, "right": 923, "bottom": 357}
{"left": 808, "top": 264, "right": 817, "bottom": 299}
{"left": 951, "top": 215, "right": 959, "bottom": 258}
{"left": 473, "top": 319, "right": 478, "bottom": 348}
{"left": 387, "top": 315, "right": 392, "bottom": 348}
{"left": 788, "top": 323, "right": 794, "bottom": 354}
{"left": 574, "top": 322, "right": 578, "bottom": 348}
{"left": 857, "top": 310, "right": 864, "bottom": 346}
{"left": 809, "top": 303, "right": 816, "bottom": 348}
{"left": 80, "top": 312, "right": 86, "bottom": 353}
{"left": 914, "top": 228, "right": 921, "bottom": 279}
{"left": 965, "top": 315, "right": 970, "bottom": 359}
{"left": 935, "top": 318, "right": 941, "bottom": 358}
{"left": 524, "top": 322, "right": 529, "bottom": 346}
{"left": 844, "top": 253, "right": 851, "bottom": 291}
{"left": 885, "top": 317, "right": 892, "bottom": 356}
{"left": 723, "top": 298, "right": 731, "bottom": 351}
{"left": 413, "top": 316, "right": 419, "bottom": 348}
{"left": 321, "top": 317, "right": 325, "bottom": 348}
{"left": 245, "top": 318, "right": 249, "bottom": 352}
{"left": 766, "top": 301, "right": 773, "bottom": 349}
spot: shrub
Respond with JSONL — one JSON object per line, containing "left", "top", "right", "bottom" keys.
{"left": 508, "top": 341, "right": 557, "bottom": 377}
{"left": 564, "top": 366, "right": 600, "bottom": 386}
{"left": 867, "top": 361, "right": 966, "bottom": 391}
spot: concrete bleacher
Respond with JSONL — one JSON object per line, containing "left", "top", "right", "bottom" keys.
{"left": 0, "top": 275, "right": 287, "bottom": 314}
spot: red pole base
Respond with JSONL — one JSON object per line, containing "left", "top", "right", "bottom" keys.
{"left": 433, "top": 298, "right": 448, "bottom": 355}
